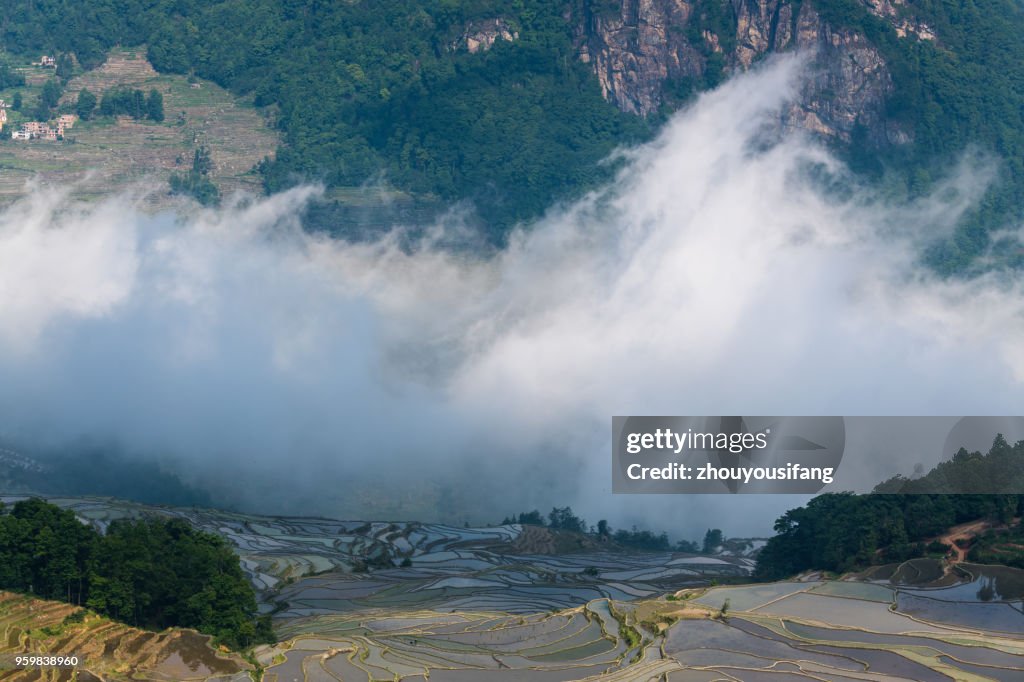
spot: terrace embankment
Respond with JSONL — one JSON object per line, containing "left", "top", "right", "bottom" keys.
{"left": 6, "top": 496, "right": 1024, "bottom": 680}
{"left": 0, "top": 591, "right": 252, "bottom": 681}
{"left": 505, "top": 525, "right": 606, "bottom": 555}
{"left": 0, "top": 48, "right": 278, "bottom": 207}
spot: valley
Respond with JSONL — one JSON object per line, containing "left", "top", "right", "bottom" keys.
{"left": 2, "top": 496, "right": 1023, "bottom": 681}
{"left": 1, "top": 2, "right": 1024, "bottom": 680}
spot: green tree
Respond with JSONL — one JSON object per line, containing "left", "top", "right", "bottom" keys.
{"left": 169, "top": 146, "right": 219, "bottom": 205}
{"left": 516, "top": 510, "right": 545, "bottom": 526}
{"left": 548, "top": 507, "right": 586, "bottom": 533}
{"left": 76, "top": 88, "right": 97, "bottom": 120}
{"left": 99, "top": 86, "right": 148, "bottom": 119}
{"left": 0, "top": 499, "right": 93, "bottom": 603}
{"left": 0, "top": 63, "right": 25, "bottom": 89}
{"left": 40, "top": 79, "right": 62, "bottom": 109}
{"left": 56, "top": 53, "right": 74, "bottom": 81}
{"left": 0, "top": 499, "right": 272, "bottom": 649}
{"left": 32, "top": 98, "right": 50, "bottom": 121}
{"left": 703, "top": 529, "right": 723, "bottom": 554}
{"left": 675, "top": 539, "right": 700, "bottom": 553}
{"left": 192, "top": 145, "right": 212, "bottom": 175}
{"left": 146, "top": 88, "right": 164, "bottom": 122}
{"left": 613, "top": 527, "right": 671, "bottom": 551}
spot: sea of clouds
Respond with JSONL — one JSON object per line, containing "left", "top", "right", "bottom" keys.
{"left": 2, "top": 54, "right": 1023, "bottom": 536}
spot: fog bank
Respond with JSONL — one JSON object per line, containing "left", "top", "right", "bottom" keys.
{"left": 2, "top": 55, "right": 1023, "bottom": 537}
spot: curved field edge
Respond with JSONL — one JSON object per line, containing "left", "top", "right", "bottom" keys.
{"left": 0, "top": 591, "right": 252, "bottom": 681}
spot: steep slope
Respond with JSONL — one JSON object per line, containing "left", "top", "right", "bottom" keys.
{"left": 756, "top": 435, "right": 1024, "bottom": 579}
{"left": 573, "top": 0, "right": 900, "bottom": 146}
{"left": 572, "top": 0, "right": 1024, "bottom": 270}
{"left": 2, "top": 0, "right": 1023, "bottom": 263}
{"left": 0, "top": 592, "right": 251, "bottom": 681}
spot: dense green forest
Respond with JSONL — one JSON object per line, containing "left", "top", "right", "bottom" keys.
{"left": 2, "top": 0, "right": 1024, "bottom": 255}
{"left": 0, "top": 0, "right": 645, "bottom": 240}
{"left": 810, "top": 0, "right": 1024, "bottom": 273}
{"left": 755, "top": 436, "right": 1024, "bottom": 580}
{"left": 97, "top": 85, "right": 164, "bottom": 121}
{"left": 0, "top": 498, "right": 271, "bottom": 649}
{"left": 874, "top": 434, "right": 1024, "bottom": 494}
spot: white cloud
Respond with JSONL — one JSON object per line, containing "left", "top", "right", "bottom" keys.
{"left": 1, "top": 54, "right": 1022, "bottom": 535}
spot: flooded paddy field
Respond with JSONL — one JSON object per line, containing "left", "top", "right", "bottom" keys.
{"left": 9, "top": 496, "right": 1024, "bottom": 681}
{"left": 10, "top": 496, "right": 750, "bottom": 616}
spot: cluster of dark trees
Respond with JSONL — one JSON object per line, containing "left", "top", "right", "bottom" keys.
{"left": 499, "top": 507, "right": 707, "bottom": 553}
{"left": 8, "top": 92, "right": 23, "bottom": 111}
{"left": 503, "top": 507, "right": 588, "bottom": 533}
{"left": 0, "top": 62, "right": 25, "bottom": 89}
{"left": 78, "top": 85, "right": 164, "bottom": 121}
{"left": 755, "top": 435, "right": 1024, "bottom": 580}
{"left": 75, "top": 88, "right": 97, "bottom": 119}
{"left": 611, "top": 527, "right": 693, "bottom": 553}
{"left": 169, "top": 145, "right": 219, "bottom": 205}
{"left": 31, "top": 79, "right": 62, "bottom": 121}
{"left": 53, "top": 52, "right": 74, "bottom": 80}
{"left": 0, "top": 498, "right": 271, "bottom": 649}
{"left": 702, "top": 528, "right": 723, "bottom": 553}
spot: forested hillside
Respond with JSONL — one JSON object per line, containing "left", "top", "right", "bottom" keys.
{"left": 0, "top": 0, "right": 645, "bottom": 238}
{"left": 0, "top": 498, "right": 272, "bottom": 649}
{"left": 808, "top": 0, "right": 1024, "bottom": 272}
{"left": 755, "top": 436, "right": 1024, "bottom": 580}
{"left": 2, "top": 0, "right": 1024, "bottom": 257}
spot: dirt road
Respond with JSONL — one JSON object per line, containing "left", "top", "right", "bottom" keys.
{"left": 938, "top": 520, "right": 990, "bottom": 563}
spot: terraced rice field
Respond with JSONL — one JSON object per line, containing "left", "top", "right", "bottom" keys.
{"left": 0, "top": 592, "right": 251, "bottom": 681}
{"left": 0, "top": 49, "right": 277, "bottom": 207}
{"left": 4, "top": 496, "right": 1024, "bottom": 680}
{"left": 8, "top": 496, "right": 750, "bottom": 617}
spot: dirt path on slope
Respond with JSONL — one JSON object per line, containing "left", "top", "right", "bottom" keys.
{"left": 938, "top": 520, "right": 990, "bottom": 563}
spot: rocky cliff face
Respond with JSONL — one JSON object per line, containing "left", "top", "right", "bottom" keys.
{"left": 572, "top": 0, "right": 923, "bottom": 146}
{"left": 453, "top": 18, "right": 520, "bottom": 53}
